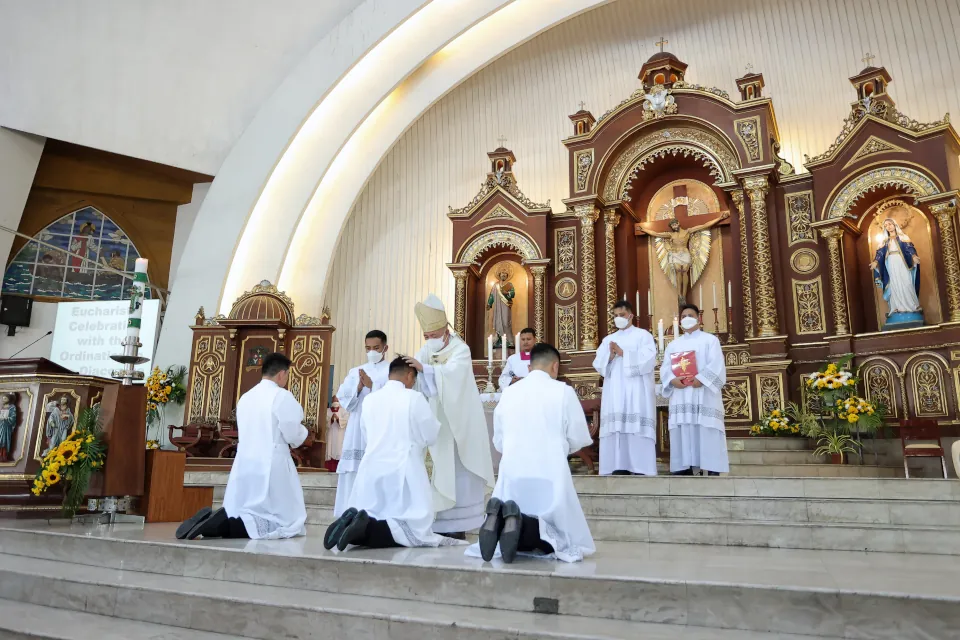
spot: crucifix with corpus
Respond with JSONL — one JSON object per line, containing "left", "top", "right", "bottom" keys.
{"left": 634, "top": 183, "right": 730, "bottom": 302}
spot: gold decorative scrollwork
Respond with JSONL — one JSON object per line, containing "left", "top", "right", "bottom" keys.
{"left": 826, "top": 166, "right": 939, "bottom": 220}
{"left": 574, "top": 149, "right": 594, "bottom": 192}
{"left": 734, "top": 117, "right": 762, "bottom": 162}
{"left": 575, "top": 204, "right": 600, "bottom": 351}
{"left": 603, "top": 210, "right": 620, "bottom": 335}
{"left": 459, "top": 229, "right": 541, "bottom": 264}
{"left": 452, "top": 270, "right": 469, "bottom": 338}
{"left": 757, "top": 373, "right": 784, "bottom": 414}
{"left": 791, "top": 249, "right": 819, "bottom": 274}
{"left": 602, "top": 127, "right": 741, "bottom": 201}
{"left": 929, "top": 201, "right": 960, "bottom": 322}
{"left": 800, "top": 374, "right": 823, "bottom": 415}
{"left": 818, "top": 226, "right": 849, "bottom": 336}
{"left": 530, "top": 265, "right": 547, "bottom": 344}
{"left": 555, "top": 277, "right": 578, "bottom": 301}
{"left": 448, "top": 172, "right": 550, "bottom": 218}
{"left": 745, "top": 177, "right": 779, "bottom": 336}
{"left": 910, "top": 359, "right": 947, "bottom": 417}
{"left": 555, "top": 227, "right": 577, "bottom": 274}
{"left": 842, "top": 136, "right": 909, "bottom": 170}
{"left": 721, "top": 378, "right": 751, "bottom": 420}
{"left": 863, "top": 363, "right": 897, "bottom": 418}
{"left": 556, "top": 303, "right": 578, "bottom": 352}
{"left": 473, "top": 204, "right": 522, "bottom": 227}
{"left": 793, "top": 277, "right": 826, "bottom": 335}
{"left": 785, "top": 191, "right": 815, "bottom": 245}
{"left": 573, "top": 382, "right": 601, "bottom": 400}
{"left": 732, "top": 189, "right": 754, "bottom": 339}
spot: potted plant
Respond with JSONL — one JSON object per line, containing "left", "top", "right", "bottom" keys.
{"left": 32, "top": 405, "right": 107, "bottom": 516}
{"left": 812, "top": 431, "right": 859, "bottom": 464}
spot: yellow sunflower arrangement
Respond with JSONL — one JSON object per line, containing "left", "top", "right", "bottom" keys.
{"left": 32, "top": 406, "right": 107, "bottom": 516}
{"left": 750, "top": 409, "right": 801, "bottom": 437}
{"left": 836, "top": 396, "right": 876, "bottom": 425}
{"left": 805, "top": 363, "right": 857, "bottom": 391}
{"left": 145, "top": 365, "right": 187, "bottom": 447}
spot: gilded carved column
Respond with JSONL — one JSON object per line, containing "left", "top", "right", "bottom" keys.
{"left": 731, "top": 189, "right": 754, "bottom": 338}
{"left": 743, "top": 177, "right": 779, "bottom": 337}
{"left": 530, "top": 265, "right": 547, "bottom": 342}
{"left": 930, "top": 201, "right": 960, "bottom": 322}
{"left": 819, "top": 226, "right": 850, "bottom": 336}
{"left": 452, "top": 270, "right": 469, "bottom": 338}
{"left": 603, "top": 209, "right": 621, "bottom": 335}
{"left": 575, "top": 203, "right": 600, "bottom": 350}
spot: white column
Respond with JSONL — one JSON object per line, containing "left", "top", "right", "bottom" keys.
{"left": 0, "top": 128, "right": 45, "bottom": 265}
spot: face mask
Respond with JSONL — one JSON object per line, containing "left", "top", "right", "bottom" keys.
{"left": 424, "top": 337, "right": 445, "bottom": 353}
{"left": 614, "top": 316, "right": 631, "bottom": 330}
{"left": 680, "top": 316, "right": 699, "bottom": 331}
{"left": 366, "top": 349, "right": 383, "bottom": 365}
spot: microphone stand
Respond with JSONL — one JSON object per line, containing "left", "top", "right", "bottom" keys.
{"left": 7, "top": 330, "right": 53, "bottom": 359}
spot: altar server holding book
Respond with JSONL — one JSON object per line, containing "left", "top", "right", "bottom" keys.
{"left": 660, "top": 303, "right": 729, "bottom": 475}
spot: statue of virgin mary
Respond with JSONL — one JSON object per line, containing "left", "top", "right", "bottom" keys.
{"left": 869, "top": 218, "right": 922, "bottom": 326}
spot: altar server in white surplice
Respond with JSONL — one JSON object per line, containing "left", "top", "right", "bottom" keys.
{"left": 177, "top": 352, "right": 309, "bottom": 540}
{"left": 660, "top": 304, "right": 729, "bottom": 476}
{"left": 468, "top": 343, "right": 595, "bottom": 564}
{"left": 592, "top": 300, "right": 658, "bottom": 476}
{"left": 402, "top": 294, "right": 495, "bottom": 538}
{"left": 333, "top": 330, "right": 391, "bottom": 517}
{"left": 325, "top": 358, "right": 466, "bottom": 550}
{"left": 498, "top": 327, "right": 537, "bottom": 389}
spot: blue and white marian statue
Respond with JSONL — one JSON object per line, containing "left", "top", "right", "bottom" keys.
{"left": 870, "top": 218, "right": 922, "bottom": 328}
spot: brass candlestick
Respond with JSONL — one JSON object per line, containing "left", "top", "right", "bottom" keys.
{"left": 484, "top": 364, "right": 497, "bottom": 394}
{"left": 648, "top": 314, "right": 654, "bottom": 332}
{"left": 712, "top": 307, "right": 720, "bottom": 333}
{"left": 726, "top": 305, "right": 738, "bottom": 343}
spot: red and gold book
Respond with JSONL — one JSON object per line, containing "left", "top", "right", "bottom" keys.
{"left": 670, "top": 351, "right": 698, "bottom": 382}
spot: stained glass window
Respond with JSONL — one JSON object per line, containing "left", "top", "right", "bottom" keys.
{"left": 2, "top": 207, "right": 150, "bottom": 301}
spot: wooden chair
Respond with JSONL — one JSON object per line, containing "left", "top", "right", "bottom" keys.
{"left": 899, "top": 418, "right": 948, "bottom": 478}
{"left": 571, "top": 398, "right": 601, "bottom": 473}
{"left": 217, "top": 422, "right": 240, "bottom": 459}
{"left": 167, "top": 422, "right": 215, "bottom": 457}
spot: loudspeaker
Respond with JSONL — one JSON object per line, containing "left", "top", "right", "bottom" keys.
{"left": 0, "top": 295, "right": 32, "bottom": 330}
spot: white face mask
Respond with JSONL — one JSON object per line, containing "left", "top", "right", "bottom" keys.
{"left": 366, "top": 349, "right": 383, "bottom": 365}
{"left": 680, "top": 316, "right": 699, "bottom": 331}
{"left": 613, "top": 316, "right": 631, "bottom": 330}
{"left": 424, "top": 337, "right": 446, "bottom": 353}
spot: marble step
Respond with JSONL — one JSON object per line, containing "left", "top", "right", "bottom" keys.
{"left": 0, "top": 599, "right": 246, "bottom": 640}
{"left": 0, "top": 552, "right": 839, "bottom": 640}
{"left": 728, "top": 463, "right": 902, "bottom": 477}
{"left": 727, "top": 449, "right": 828, "bottom": 465}
{"left": 727, "top": 438, "right": 814, "bottom": 451}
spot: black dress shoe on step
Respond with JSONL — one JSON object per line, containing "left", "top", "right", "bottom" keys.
{"left": 176, "top": 506, "right": 212, "bottom": 540}
{"left": 479, "top": 497, "right": 503, "bottom": 562}
{"left": 337, "top": 509, "right": 370, "bottom": 551}
{"left": 324, "top": 508, "right": 358, "bottom": 550}
{"left": 499, "top": 500, "right": 521, "bottom": 564}
{"left": 188, "top": 507, "right": 228, "bottom": 540}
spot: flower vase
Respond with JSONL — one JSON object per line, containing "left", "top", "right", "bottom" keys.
{"left": 147, "top": 404, "right": 165, "bottom": 448}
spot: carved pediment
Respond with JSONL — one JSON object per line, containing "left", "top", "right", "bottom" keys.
{"left": 841, "top": 135, "right": 909, "bottom": 170}
{"left": 448, "top": 172, "right": 550, "bottom": 219}
{"left": 472, "top": 203, "right": 523, "bottom": 227}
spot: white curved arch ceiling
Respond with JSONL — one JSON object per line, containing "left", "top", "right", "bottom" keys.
{"left": 322, "top": 0, "right": 960, "bottom": 380}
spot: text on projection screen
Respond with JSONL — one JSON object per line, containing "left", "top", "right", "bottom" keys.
{"left": 50, "top": 300, "right": 161, "bottom": 379}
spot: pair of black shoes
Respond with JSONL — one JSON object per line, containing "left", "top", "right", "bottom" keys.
{"left": 478, "top": 498, "right": 521, "bottom": 564}
{"left": 323, "top": 508, "right": 369, "bottom": 551}
{"left": 176, "top": 506, "right": 227, "bottom": 540}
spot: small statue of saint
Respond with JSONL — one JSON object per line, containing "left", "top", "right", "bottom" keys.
{"left": 869, "top": 218, "right": 922, "bottom": 323}
{"left": 42, "top": 395, "right": 74, "bottom": 457}
{"left": 638, "top": 213, "right": 729, "bottom": 302}
{"left": 0, "top": 394, "right": 17, "bottom": 462}
{"left": 487, "top": 265, "right": 516, "bottom": 347}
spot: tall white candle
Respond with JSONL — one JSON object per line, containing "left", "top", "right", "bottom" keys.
{"left": 673, "top": 316, "right": 679, "bottom": 337}
{"left": 713, "top": 282, "right": 717, "bottom": 309}
{"left": 727, "top": 280, "right": 732, "bottom": 306}
{"left": 636, "top": 291, "right": 640, "bottom": 314}
{"left": 515, "top": 332, "right": 521, "bottom": 355}
{"left": 647, "top": 289, "right": 652, "bottom": 312}
{"left": 487, "top": 334, "right": 493, "bottom": 365}
{"left": 501, "top": 335, "right": 507, "bottom": 363}
{"left": 657, "top": 319, "right": 664, "bottom": 353}
{"left": 699, "top": 284, "right": 703, "bottom": 309}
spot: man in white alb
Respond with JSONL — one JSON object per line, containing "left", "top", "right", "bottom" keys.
{"left": 333, "top": 330, "right": 391, "bottom": 517}
{"left": 177, "top": 353, "right": 310, "bottom": 540}
{"left": 498, "top": 327, "right": 536, "bottom": 389}
{"left": 402, "top": 294, "right": 495, "bottom": 538}
{"left": 660, "top": 303, "right": 729, "bottom": 475}
{"left": 592, "top": 300, "right": 658, "bottom": 476}
{"left": 469, "top": 342, "right": 595, "bottom": 563}
{"left": 325, "top": 357, "right": 465, "bottom": 550}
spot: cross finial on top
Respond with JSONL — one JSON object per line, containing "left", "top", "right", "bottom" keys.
{"left": 497, "top": 135, "right": 507, "bottom": 148}
{"left": 655, "top": 37, "right": 668, "bottom": 52}
{"left": 745, "top": 63, "right": 754, "bottom": 73}
{"left": 578, "top": 100, "right": 586, "bottom": 111}
{"left": 862, "top": 52, "right": 876, "bottom": 66}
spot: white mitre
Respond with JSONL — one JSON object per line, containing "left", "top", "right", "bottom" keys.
{"left": 415, "top": 294, "right": 448, "bottom": 332}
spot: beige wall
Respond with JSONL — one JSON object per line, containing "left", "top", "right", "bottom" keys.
{"left": 326, "top": 0, "right": 960, "bottom": 381}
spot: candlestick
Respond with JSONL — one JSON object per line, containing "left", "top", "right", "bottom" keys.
{"left": 484, "top": 364, "right": 496, "bottom": 394}
{"left": 657, "top": 319, "right": 664, "bottom": 353}
{"left": 712, "top": 307, "right": 720, "bottom": 334}
{"left": 698, "top": 310, "right": 704, "bottom": 326}
{"left": 487, "top": 334, "right": 493, "bottom": 366}
{"left": 110, "top": 258, "right": 149, "bottom": 385}
{"left": 712, "top": 282, "right": 717, "bottom": 309}
{"left": 647, "top": 289, "right": 652, "bottom": 313}
{"left": 726, "top": 305, "right": 738, "bottom": 343}
{"left": 673, "top": 316, "right": 679, "bottom": 338}
{"left": 501, "top": 335, "right": 507, "bottom": 363}
{"left": 727, "top": 280, "right": 732, "bottom": 304}
{"left": 636, "top": 291, "right": 641, "bottom": 315}
{"left": 515, "top": 332, "right": 521, "bottom": 355}
{"left": 699, "top": 284, "right": 703, "bottom": 309}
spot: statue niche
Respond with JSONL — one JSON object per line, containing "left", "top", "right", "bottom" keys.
{"left": 484, "top": 260, "right": 528, "bottom": 350}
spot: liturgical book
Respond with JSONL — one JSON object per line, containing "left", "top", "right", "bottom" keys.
{"left": 670, "top": 351, "right": 698, "bottom": 383}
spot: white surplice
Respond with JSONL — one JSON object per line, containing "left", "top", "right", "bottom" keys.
{"left": 498, "top": 352, "right": 531, "bottom": 389}
{"left": 333, "top": 358, "right": 390, "bottom": 516}
{"left": 222, "top": 379, "right": 308, "bottom": 539}
{"left": 346, "top": 380, "right": 463, "bottom": 547}
{"left": 592, "top": 326, "right": 658, "bottom": 476}
{"left": 660, "top": 329, "right": 729, "bottom": 473}
{"left": 415, "top": 334, "right": 495, "bottom": 533}
{"left": 466, "top": 370, "right": 595, "bottom": 562}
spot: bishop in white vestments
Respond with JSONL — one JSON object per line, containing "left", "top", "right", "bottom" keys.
{"left": 592, "top": 300, "right": 658, "bottom": 476}
{"left": 660, "top": 304, "right": 729, "bottom": 475}
{"left": 404, "top": 294, "right": 495, "bottom": 536}
{"left": 468, "top": 343, "right": 595, "bottom": 563}
{"left": 326, "top": 358, "right": 466, "bottom": 550}
{"left": 333, "top": 330, "right": 391, "bottom": 516}
{"left": 178, "top": 353, "right": 310, "bottom": 540}
{"left": 498, "top": 327, "right": 537, "bottom": 389}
